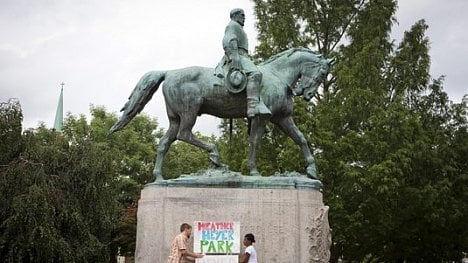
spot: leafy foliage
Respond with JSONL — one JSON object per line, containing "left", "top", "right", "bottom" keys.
{"left": 243, "top": 0, "right": 468, "bottom": 261}
{"left": 0, "top": 115, "right": 118, "bottom": 262}
{"left": 0, "top": 99, "right": 23, "bottom": 165}
{"left": 0, "top": 103, "right": 165, "bottom": 261}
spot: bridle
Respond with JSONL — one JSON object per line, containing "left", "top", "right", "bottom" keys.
{"left": 294, "top": 61, "right": 327, "bottom": 97}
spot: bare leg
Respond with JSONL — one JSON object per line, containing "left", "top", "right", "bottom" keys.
{"left": 247, "top": 116, "right": 268, "bottom": 176}
{"left": 273, "top": 116, "right": 317, "bottom": 179}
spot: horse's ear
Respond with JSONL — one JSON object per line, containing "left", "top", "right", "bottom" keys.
{"left": 328, "top": 58, "right": 336, "bottom": 66}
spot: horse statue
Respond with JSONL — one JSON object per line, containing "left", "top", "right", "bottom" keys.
{"left": 109, "top": 47, "right": 334, "bottom": 181}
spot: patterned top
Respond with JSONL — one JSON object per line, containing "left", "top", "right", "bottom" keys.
{"left": 167, "top": 233, "right": 188, "bottom": 263}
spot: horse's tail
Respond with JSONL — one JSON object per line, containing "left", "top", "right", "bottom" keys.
{"left": 108, "top": 71, "right": 166, "bottom": 135}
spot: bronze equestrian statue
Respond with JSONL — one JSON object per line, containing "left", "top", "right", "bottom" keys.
{"left": 109, "top": 9, "right": 334, "bottom": 181}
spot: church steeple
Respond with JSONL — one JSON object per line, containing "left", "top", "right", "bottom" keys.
{"left": 53, "top": 82, "right": 64, "bottom": 132}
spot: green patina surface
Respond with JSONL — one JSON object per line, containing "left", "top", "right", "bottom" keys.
{"left": 147, "top": 168, "right": 322, "bottom": 191}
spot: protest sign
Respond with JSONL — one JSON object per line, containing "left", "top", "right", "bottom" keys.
{"left": 194, "top": 221, "right": 240, "bottom": 254}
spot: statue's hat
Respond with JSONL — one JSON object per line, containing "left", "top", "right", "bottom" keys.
{"left": 226, "top": 69, "right": 247, "bottom": 93}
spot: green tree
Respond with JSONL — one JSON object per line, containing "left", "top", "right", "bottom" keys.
{"left": 0, "top": 105, "right": 119, "bottom": 262}
{"left": 249, "top": 0, "right": 467, "bottom": 261}
{"left": 0, "top": 99, "right": 23, "bottom": 165}
{"left": 63, "top": 106, "right": 162, "bottom": 259}
{"left": 0, "top": 103, "right": 165, "bottom": 261}
{"left": 72, "top": 106, "right": 162, "bottom": 185}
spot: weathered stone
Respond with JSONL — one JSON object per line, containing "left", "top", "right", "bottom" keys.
{"left": 135, "top": 170, "right": 331, "bottom": 263}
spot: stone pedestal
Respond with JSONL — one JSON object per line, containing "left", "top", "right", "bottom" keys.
{"left": 135, "top": 170, "right": 331, "bottom": 263}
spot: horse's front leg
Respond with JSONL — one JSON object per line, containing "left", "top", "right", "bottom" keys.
{"left": 248, "top": 116, "right": 268, "bottom": 176}
{"left": 273, "top": 116, "right": 318, "bottom": 179}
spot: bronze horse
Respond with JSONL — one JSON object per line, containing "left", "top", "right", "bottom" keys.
{"left": 109, "top": 47, "right": 333, "bottom": 181}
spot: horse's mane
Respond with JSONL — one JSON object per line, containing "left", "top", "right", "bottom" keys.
{"left": 259, "top": 47, "right": 323, "bottom": 66}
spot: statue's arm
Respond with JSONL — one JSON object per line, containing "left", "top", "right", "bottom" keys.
{"left": 223, "top": 24, "right": 241, "bottom": 70}
{"left": 226, "top": 39, "right": 241, "bottom": 70}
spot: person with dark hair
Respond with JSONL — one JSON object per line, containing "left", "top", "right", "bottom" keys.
{"left": 167, "top": 223, "right": 204, "bottom": 263}
{"left": 239, "top": 233, "right": 257, "bottom": 263}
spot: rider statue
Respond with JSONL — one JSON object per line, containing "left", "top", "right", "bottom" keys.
{"left": 221, "top": 8, "right": 271, "bottom": 118}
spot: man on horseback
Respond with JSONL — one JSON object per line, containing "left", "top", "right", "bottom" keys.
{"left": 222, "top": 8, "right": 271, "bottom": 118}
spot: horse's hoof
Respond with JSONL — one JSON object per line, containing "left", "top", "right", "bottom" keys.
{"left": 250, "top": 169, "right": 261, "bottom": 177}
{"left": 209, "top": 152, "right": 221, "bottom": 165}
{"left": 209, "top": 162, "right": 225, "bottom": 169}
{"left": 153, "top": 173, "right": 165, "bottom": 182}
{"left": 306, "top": 166, "right": 318, "bottom": 179}
{"left": 218, "top": 164, "right": 229, "bottom": 171}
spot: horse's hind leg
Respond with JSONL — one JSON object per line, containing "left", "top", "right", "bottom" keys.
{"left": 153, "top": 116, "right": 179, "bottom": 181}
{"left": 177, "top": 113, "right": 222, "bottom": 168}
{"left": 248, "top": 116, "right": 268, "bottom": 176}
{"left": 272, "top": 116, "right": 317, "bottom": 179}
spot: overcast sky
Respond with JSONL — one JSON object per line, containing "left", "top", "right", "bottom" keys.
{"left": 1, "top": 0, "right": 467, "bottom": 136}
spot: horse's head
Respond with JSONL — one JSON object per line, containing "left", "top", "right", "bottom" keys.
{"left": 296, "top": 57, "right": 335, "bottom": 101}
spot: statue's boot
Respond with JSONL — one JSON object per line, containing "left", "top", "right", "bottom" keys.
{"left": 246, "top": 72, "right": 271, "bottom": 118}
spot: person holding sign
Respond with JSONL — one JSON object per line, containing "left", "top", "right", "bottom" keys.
{"left": 167, "top": 223, "right": 204, "bottom": 263}
{"left": 239, "top": 233, "right": 258, "bottom": 263}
